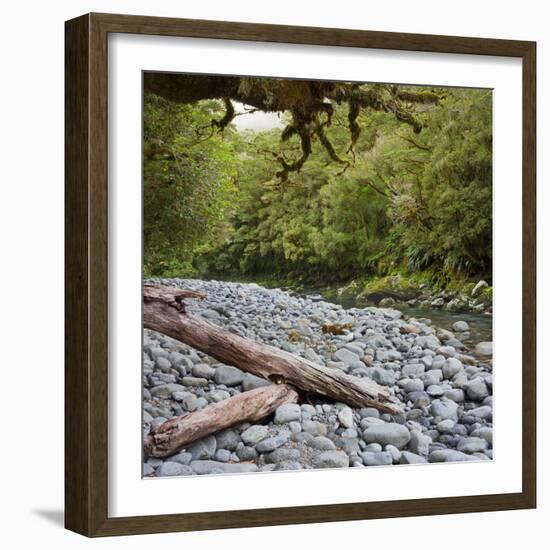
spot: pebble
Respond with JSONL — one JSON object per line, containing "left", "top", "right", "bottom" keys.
{"left": 144, "top": 278, "right": 494, "bottom": 478}
{"left": 256, "top": 434, "right": 290, "bottom": 453}
{"left": 190, "top": 460, "right": 259, "bottom": 475}
{"left": 475, "top": 342, "right": 493, "bottom": 356}
{"left": 214, "top": 366, "right": 244, "bottom": 386}
{"left": 167, "top": 452, "right": 192, "bottom": 465}
{"left": 241, "top": 425, "right": 269, "bottom": 445}
{"left": 264, "top": 448, "right": 301, "bottom": 464}
{"left": 430, "top": 398, "right": 459, "bottom": 421}
{"left": 156, "top": 462, "right": 194, "bottom": 476}
{"left": 442, "top": 357, "right": 463, "bottom": 379}
{"left": 457, "top": 437, "right": 489, "bottom": 454}
{"left": 362, "top": 451, "right": 393, "bottom": 466}
{"left": 274, "top": 403, "right": 302, "bottom": 424}
{"left": 308, "top": 436, "right": 337, "bottom": 451}
{"left": 312, "top": 451, "right": 349, "bottom": 468}
{"left": 452, "top": 321, "right": 470, "bottom": 332}
{"left": 400, "top": 451, "right": 427, "bottom": 464}
{"left": 187, "top": 435, "right": 217, "bottom": 460}
{"left": 464, "top": 378, "right": 489, "bottom": 401}
{"left": 428, "top": 449, "right": 478, "bottom": 462}
{"left": 192, "top": 363, "right": 215, "bottom": 379}
{"left": 362, "top": 423, "right": 411, "bottom": 449}
{"left": 337, "top": 406, "right": 354, "bottom": 428}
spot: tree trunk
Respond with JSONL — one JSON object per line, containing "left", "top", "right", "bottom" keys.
{"left": 144, "top": 384, "right": 299, "bottom": 458}
{"left": 143, "top": 285, "right": 399, "bottom": 413}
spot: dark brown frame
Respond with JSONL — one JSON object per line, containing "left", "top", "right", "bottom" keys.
{"left": 65, "top": 12, "right": 537, "bottom": 537}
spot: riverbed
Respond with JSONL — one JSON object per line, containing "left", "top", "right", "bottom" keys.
{"left": 295, "top": 286, "right": 493, "bottom": 347}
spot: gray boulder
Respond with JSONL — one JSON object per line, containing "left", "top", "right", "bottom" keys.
{"left": 241, "top": 425, "right": 269, "bottom": 445}
{"left": 214, "top": 366, "right": 244, "bottom": 386}
{"left": 274, "top": 403, "right": 302, "bottom": 424}
{"left": 430, "top": 398, "right": 459, "bottom": 421}
{"left": 362, "top": 423, "right": 411, "bottom": 449}
{"left": 312, "top": 451, "right": 349, "bottom": 468}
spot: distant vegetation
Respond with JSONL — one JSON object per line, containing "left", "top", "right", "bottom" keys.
{"left": 143, "top": 82, "right": 492, "bottom": 287}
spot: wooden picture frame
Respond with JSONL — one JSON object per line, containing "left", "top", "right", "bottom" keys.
{"left": 65, "top": 12, "right": 536, "bottom": 537}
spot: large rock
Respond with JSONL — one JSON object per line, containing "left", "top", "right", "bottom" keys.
{"left": 362, "top": 423, "right": 411, "bottom": 449}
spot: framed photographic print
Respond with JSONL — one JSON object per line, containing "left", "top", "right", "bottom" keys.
{"left": 65, "top": 13, "right": 536, "bottom": 537}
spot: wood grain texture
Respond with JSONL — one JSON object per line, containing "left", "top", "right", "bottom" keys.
{"left": 65, "top": 14, "right": 91, "bottom": 535}
{"left": 143, "top": 285, "right": 398, "bottom": 412}
{"left": 64, "top": 12, "right": 537, "bottom": 537}
{"left": 144, "top": 384, "right": 299, "bottom": 458}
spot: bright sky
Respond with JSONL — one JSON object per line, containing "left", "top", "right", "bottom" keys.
{"left": 232, "top": 101, "right": 285, "bottom": 132}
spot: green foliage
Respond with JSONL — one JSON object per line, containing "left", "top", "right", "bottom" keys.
{"left": 143, "top": 85, "right": 493, "bottom": 285}
{"left": 143, "top": 94, "right": 237, "bottom": 276}
{"left": 384, "top": 89, "right": 493, "bottom": 279}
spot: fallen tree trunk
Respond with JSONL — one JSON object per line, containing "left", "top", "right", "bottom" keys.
{"left": 144, "top": 384, "right": 299, "bottom": 457}
{"left": 144, "top": 285, "right": 399, "bottom": 413}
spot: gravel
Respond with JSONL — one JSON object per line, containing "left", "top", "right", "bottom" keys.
{"left": 143, "top": 278, "right": 493, "bottom": 478}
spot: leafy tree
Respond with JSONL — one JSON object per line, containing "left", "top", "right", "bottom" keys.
{"left": 143, "top": 78, "right": 492, "bottom": 285}
{"left": 143, "top": 94, "right": 237, "bottom": 276}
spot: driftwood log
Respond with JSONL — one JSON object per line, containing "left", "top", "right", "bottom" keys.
{"left": 143, "top": 285, "right": 399, "bottom": 413}
{"left": 144, "top": 384, "right": 298, "bottom": 458}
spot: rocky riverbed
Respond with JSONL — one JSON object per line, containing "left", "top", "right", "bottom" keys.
{"left": 143, "top": 278, "right": 494, "bottom": 477}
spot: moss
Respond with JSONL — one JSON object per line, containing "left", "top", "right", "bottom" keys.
{"left": 475, "top": 287, "right": 493, "bottom": 307}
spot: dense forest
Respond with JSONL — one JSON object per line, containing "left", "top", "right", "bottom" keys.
{"left": 143, "top": 80, "right": 492, "bottom": 289}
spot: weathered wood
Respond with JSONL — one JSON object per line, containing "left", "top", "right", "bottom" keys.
{"left": 143, "top": 285, "right": 400, "bottom": 413}
{"left": 144, "top": 384, "right": 299, "bottom": 457}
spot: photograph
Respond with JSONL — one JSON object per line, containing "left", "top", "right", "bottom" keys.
{"left": 141, "top": 73, "right": 494, "bottom": 478}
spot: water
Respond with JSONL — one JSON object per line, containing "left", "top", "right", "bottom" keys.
{"left": 299, "top": 287, "right": 493, "bottom": 346}
{"left": 205, "top": 275, "right": 493, "bottom": 346}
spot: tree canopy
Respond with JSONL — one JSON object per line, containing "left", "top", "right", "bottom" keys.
{"left": 143, "top": 75, "right": 492, "bottom": 285}
{"left": 144, "top": 74, "right": 439, "bottom": 180}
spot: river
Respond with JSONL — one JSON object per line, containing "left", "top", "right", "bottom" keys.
{"left": 297, "top": 286, "right": 493, "bottom": 347}
{"left": 202, "top": 275, "right": 493, "bottom": 346}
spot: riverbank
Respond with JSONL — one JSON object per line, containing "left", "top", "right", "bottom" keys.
{"left": 143, "top": 278, "right": 493, "bottom": 477}
{"left": 201, "top": 271, "right": 493, "bottom": 315}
